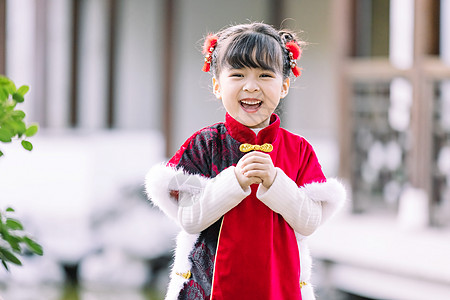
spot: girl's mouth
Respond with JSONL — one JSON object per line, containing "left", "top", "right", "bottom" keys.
{"left": 239, "top": 99, "right": 262, "bottom": 113}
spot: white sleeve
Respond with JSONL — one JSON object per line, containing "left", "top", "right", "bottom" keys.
{"left": 177, "top": 166, "right": 250, "bottom": 233}
{"left": 256, "top": 168, "right": 347, "bottom": 236}
{"left": 256, "top": 168, "right": 322, "bottom": 236}
{"left": 145, "top": 164, "right": 250, "bottom": 234}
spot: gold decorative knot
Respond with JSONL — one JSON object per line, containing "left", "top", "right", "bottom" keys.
{"left": 299, "top": 281, "right": 308, "bottom": 289}
{"left": 176, "top": 270, "right": 192, "bottom": 279}
{"left": 239, "top": 143, "right": 273, "bottom": 153}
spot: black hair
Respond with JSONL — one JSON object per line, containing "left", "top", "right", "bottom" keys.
{"left": 208, "top": 22, "right": 301, "bottom": 79}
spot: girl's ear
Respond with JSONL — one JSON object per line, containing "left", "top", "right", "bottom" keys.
{"left": 280, "top": 77, "right": 290, "bottom": 99}
{"left": 212, "top": 77, "right": 222, "bottom": 99}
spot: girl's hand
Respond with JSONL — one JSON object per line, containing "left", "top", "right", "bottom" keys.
{"left": 235, "top": 153, "right": 262, "bottom": 190}
{"left": 235, "top": 151, "right": 276, "bottom": 189}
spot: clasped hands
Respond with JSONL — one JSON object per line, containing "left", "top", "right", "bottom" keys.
{"left": 234, "top": 151, "right": 276, "bottom": 190}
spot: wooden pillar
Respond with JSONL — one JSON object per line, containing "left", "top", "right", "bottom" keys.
{"left": 269, "top": 0, "right": 284, "bottom": 28}
{"left": 409, "top": 0, "right": 437, "bottom": 225}
{"left": 35, "top": 0, "right": 48, "bottom": 126}
{"left": 333, "top": 0, "right": 354, "bottom": 180}
{"left": 69, "top": 0, "right": 81, "bottom": 127}
{"left": 106, "top": 0, "right": 117, "bottom": 128}
{"left": 409, "top": 0, "right": 434, "bottom": 194}
{"left": 163, "top": 0, "right": 175, "bottom": 158}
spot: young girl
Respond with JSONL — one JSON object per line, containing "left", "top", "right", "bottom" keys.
{"left": 146, "top": 22, "right": 346, "bottom": 300}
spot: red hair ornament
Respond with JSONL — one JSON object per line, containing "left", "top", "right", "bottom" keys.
{"left": 285, "top": 41, "right": 302, "bottom": 77}
{"left": 202, "top": 34, "right": 218, "bottom": 72}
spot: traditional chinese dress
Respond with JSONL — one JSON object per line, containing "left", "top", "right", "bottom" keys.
{"left": 146, "top": 113, "right": 346, "bottom": 300}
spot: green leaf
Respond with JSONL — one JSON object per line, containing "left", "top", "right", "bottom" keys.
{"left": 7, "top": 120, "right": 26, "bottom": 136}
{"left": 25, "top": 124, "right": 38, "bottom": 137}
{"left": 12, "top": 93, "right": 24, "bottom": 103}
{"left": 0, "top": 128, "right": 12, "bottom": 142}
{"left": 23, "top": 237, "right": 43, "bottom": 255}
{"left": 0, "top": 150, "right": 3, "bottom": 157}
{"left": 6, "top": 218, "right": 23, "bottom": 230}
{"left": 21, "top": 140, "right": 33, "bottom": 151}
{"left": 0, "top": 88, "right": 8, "bottom": 101}
{"left": 6, "top": 207, "right": 15, "bottom": 212}
{"left": 2, "top": 259, "right": 9, "bottom": 271}
{"left": 6, "top": 81, "right": 16, "bottom": 95}
{"left": 6, "top": 235, "right": 21, "bottom": 252}
{"left": 11, "top": 110, "right": 26, "bottom": 120}
{"left": 0, "top": 224, "right": 10, "bottom": 238}
{"left": 0, "top": 247, "right": 22, "bottom": 266}
{"left": 0, "top": 76, "right": 10, "bottom": 85}
{"left": 5, "top": 101, "right": 16, "bottom": 111}
{"left": 16, "top": 85, "right": 29, "bottom": 97}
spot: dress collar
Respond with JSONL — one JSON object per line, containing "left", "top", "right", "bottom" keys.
{"left": 224, "top": 113, "right": 280, "bottom": 145}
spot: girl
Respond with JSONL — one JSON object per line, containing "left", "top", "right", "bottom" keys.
{"left": 146, "top": 22, "right": 346, "bottom": 300}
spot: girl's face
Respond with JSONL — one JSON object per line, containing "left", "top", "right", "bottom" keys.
{"left": 212, "top": 67, "right": 290, "bottom": 128}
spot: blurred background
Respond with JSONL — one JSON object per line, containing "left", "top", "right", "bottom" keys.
{"left": 1, "top": 0, "right": 450, "bottom": 299}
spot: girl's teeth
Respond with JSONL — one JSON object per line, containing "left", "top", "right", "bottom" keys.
{"left": 241, "top": 100, "right": 261, "bottom": 105}
{"left": 240, "top": 100, "right": 262, "bottom": 112}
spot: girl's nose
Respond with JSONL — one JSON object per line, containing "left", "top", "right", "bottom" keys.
{"left": 243, "top": 80, "right": 260, "bottom": 92}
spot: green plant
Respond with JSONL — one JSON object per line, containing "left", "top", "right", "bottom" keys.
{"left": 0, "top": 75, "right": 43, "bottom": 270}
{"left": 0, "top": 75, "right": 38, "bottom": 156}
{"left": 0, "top": 207, "right": 44, "bottom": 270}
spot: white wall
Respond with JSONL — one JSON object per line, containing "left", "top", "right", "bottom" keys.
{"left": 46, "top": 0, "right": 71, "bottom": 129}
{"left": 78, "top": 0, "right": 109, "bottom": 129}
{"left": 6, "top": 0, "right": 37, "bottom": 121}
{"left": 114, "top": 0, "right": 163, "bottom": 130}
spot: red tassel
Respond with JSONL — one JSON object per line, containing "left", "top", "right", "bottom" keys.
{"left": 292, "top": 66, "right": 301, "bottom": 77}
{"left": 202, "top": 34, "right": 218, "bottom": 72}
{"left": 202, "top": 62, "right": 210, "bottom": 72}
{"left": 202, "top": 34, "right": 218, "bottom": 54}
{"left": 285, "top": 41, "right": 302, "bottom": 77}
{"left": 285, "top": 41, "right": 301, "bottom": 60}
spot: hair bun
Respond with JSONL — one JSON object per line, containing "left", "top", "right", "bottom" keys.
{"left": 279, "top": 31, "right": 295, "bottom": 44}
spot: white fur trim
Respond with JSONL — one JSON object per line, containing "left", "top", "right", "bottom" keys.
{"left": 297, "top": 235, "right": 316, "bottom": 300}
{"left": 302, "top": 178, "right": 347, "bottom": 224}
{"left": 145, "top": 163, "right": 182, "bottom": 224}
{"left": 165, "top": 231, "right": 199, "bottom": 300}
{"left": 298, "top": 237, "right": 312, "bottom": 282}
{"left": 301, "top": 284, "right": 316, "bottom": 300}
{"left": 145, "top": 163, "right": 210, "bottom": 224}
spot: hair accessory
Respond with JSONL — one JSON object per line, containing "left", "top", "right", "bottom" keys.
{"left": 202, "top": 34, "right": 218, "bottom": 72}
{"left": 285, "top": 41, "right": 302, "bottom": 77}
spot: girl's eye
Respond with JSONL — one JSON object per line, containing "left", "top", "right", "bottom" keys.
{"left": 230, "top": 73, "right": 244, "bottom": 78}
{"left": 260, "top": 73, "right": 274, "bottom": 78}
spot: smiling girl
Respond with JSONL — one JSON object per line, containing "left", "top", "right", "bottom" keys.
{"left": 146, "top": 22, "right": 346, "bottom": 300}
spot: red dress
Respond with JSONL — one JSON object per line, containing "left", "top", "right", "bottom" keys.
{"left": 167, "top": 113, "right": 325, "bottom": 300}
